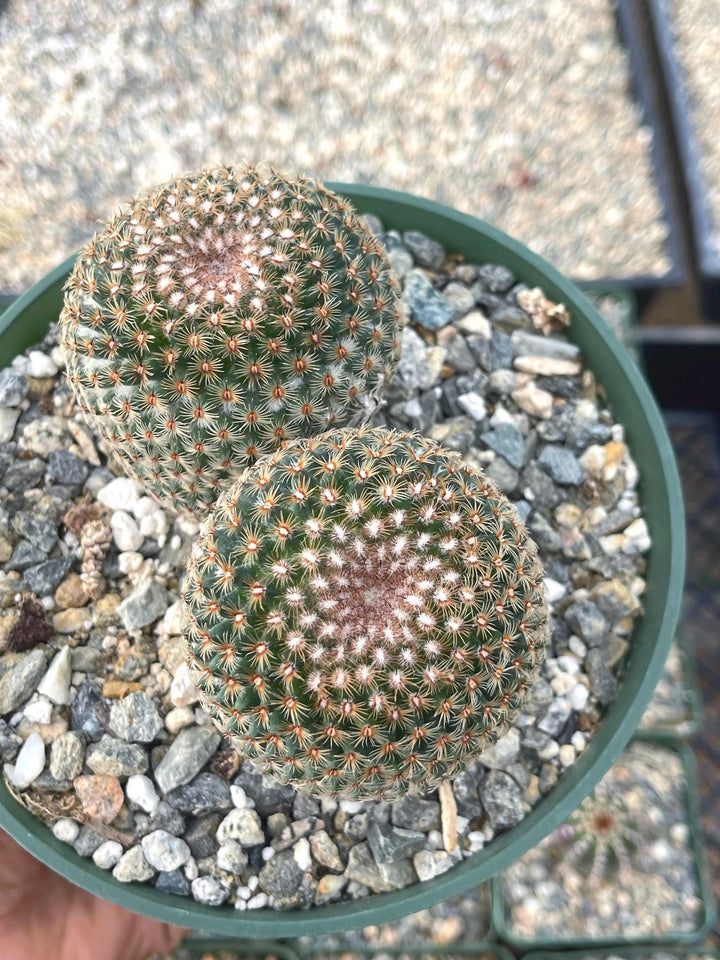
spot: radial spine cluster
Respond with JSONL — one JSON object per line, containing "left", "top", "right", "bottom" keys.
{"left": 182, "top": 428, "right": 549, "bottom": 801}
{"left": 60, "top": 164, "right": 402, "bottom": 518}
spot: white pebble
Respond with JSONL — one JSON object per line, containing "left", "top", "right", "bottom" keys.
{"left": 184, "top": 857, "right": 199, "bottom": 881}
{"left": 170, "top": 663, "right": 199, "bottom": 707}
{"left": 457, "top": 392, "right": 487, "bottom": 422}
{"left": 126, "top": 774, "right": 160, "bottom": 814}
{"left": 568, "top": 635, "right": 588, "bottom": 659}
{"left": 544, "top": 578, "right": 567, "bottom": 605}
{"left": 164, "top": 706, "right": 195, "bottom": 735}
{"left": 427, "top": 829, "right": 444, "bottom": 850}
{"left": 23, "top": 697, "right": 53, "bottom": 724}
{"left": 52, "top": 818, "right": 80, "bottom": 844}
{"left": 0, "top": 407, "right": 20, "bottom": 443}
{"left": 559, "top": 743, "right": 576, "bottom": 767}
{"left": 97, "top": 476, "right": 143, "bottom": 512}
{"left": 247, "top": 892, "right": 269, "bottom": 909}
{"left": 27, "top": 350, "right": 58, "bottom": 378}
{"left": 293, "top": 837, "right": 312, "bottom": 871}
{"left": 139, "top": 510, "right": 169, "bottom": 543}
{"left": 37, "top": 646, "right": 72, "bottom": 705}
{"left": 230, "top": 785, "right": 254, "bottom": 809}
{"left": 10, "top": 733, "right": 45, "bottom": 788}
{"left": 111, "top": 511, "right": 144, "bottom": 552}
{"left": 568, "top": 683, "right": 590, "bottom": 711}
{"left": 261, "top": 847, "right": 275, "bottom": 861}
{"left": 539, "top": 739, "right": 559, "bottom": 760}
{"left": 466, "top": 831, "right": 486, "bottom": 852}
{"left": 93, "top": 840, "right": 124, "bottom": 869}
{"left": 236, "top": 885, "right": 251, "bottom": 900}
{"left": 556, "top": 654, "right": 581, "bottom": 675}
{"left": 571, "top": 730, "right": 588, "bottom": 752}
{"left": 118, "top": 551, "right": 145, "bottom": 574}
{"left": 623, "top": 518, "right": 651, "bottom": 554}
{"left": 247, "top": 875, "right": 259, "bottom": 892}
{"left": 551, "top": 672, "right": 576, "bottom": 695}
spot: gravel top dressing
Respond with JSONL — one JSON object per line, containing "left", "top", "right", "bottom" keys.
{"left": 0, "top": 223, "right": 651, "bottom": 911}
{"left": 668, "top": 0, "right": 720, "bottom": 258}
{"left": 501, "top": 741, "right": 705, "bottom": 942}
{"left": 0, "top": 0, "right": 670, "bottom": 292}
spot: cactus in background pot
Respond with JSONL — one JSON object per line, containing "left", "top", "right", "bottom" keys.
{"left": 60, "top": 164, "right": 402, "bottom": 518}
{"left": 182, "top": 427, "right": 549, "bottom": 801}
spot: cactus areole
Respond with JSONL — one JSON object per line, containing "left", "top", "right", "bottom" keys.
{"left": 60, "top": 165, "right": 402, "bottom": 518}
{"left": 182, "top": 428, "right": 549, "bottom": 801}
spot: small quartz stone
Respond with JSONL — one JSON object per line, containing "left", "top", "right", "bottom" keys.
{"left": 108, "top": 691, "right": 163, "bottom": 743}
{"left": 216, "top": 839, "right": 249, "bottom": 873}
{"left": 126, "top": 773, "right": 160, "bottom": 814}
{"left": 141, "top": 830, "right": 191, "bottom": 872}
{"left": 97, "top": 477, "right": 143, "bottom": 512}
{"left": 9, "top": 733, "right": 46, "bottom": 789}
{"left": 110, "top": 511, "right": 144, "bottom": 552}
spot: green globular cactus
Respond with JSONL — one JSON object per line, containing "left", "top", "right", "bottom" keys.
{"left": 182, "top": 428, "right": 549, "bottom": 801}
{"left": 60, "top": 164, "right": 402, "bottom": 518}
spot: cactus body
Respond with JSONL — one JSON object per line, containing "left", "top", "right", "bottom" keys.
{"left": 60, "top": 165, "right": 402, "bottom": 517}
{"left": 182, "top": 428, "right": 548, "bottom": 801}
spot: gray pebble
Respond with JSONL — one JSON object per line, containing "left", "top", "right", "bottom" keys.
{"left": 538, "top": 445, "right": 586, "bottom": 485}
{"left": 484, "top": 456, "right": 520, "bottom": 494}
{"left": 0, "top": 718, "right": 22, "bottom": 761}
{"left": 479, "top": 729, "right": 520, "bottom": 770}
{"left": 0, "top": 368, "right": 29, "bottom": 406}
{"left": 367, "top": 821, "right": 426, "bottom": 864}
{"left": 117, "top": 580, "right": 169, "bottom": 631}
{"left": 477, "top": 263, "right": 516, "bottom": 293}
{"left": 445, "top": 334, "right": 476, "bottom": 372}
{"left": 47, "top": 450, "right": 89, "bottom": 486}
{"left": 413, "top": 849, "right": 455, "bottom": 881}
{"left": 8, "top": 540, "right": 51, "bottom": 572}
{"left": 537, "top": 698, "right": 572, "bottom": 738}
{"left": 49, "top": 730, "right": 85, "bottom": 781}
{"left": 565, "top": 599, "right": 608, "bottom": 647}
{"left": 259, "top": 848, "right": 315, "bottom": 907}
{"left": 404, "top": 269, "right": 455, "bottom": 331}
{"left": 166, "top": 772, "right": 232, "bottom": 815}
{"left": 586, "top": 648, "right": 617, "bottom": 705}
{"left": 24, "top": 555, "right": 73, "bottom": 596}
{"left": 391, "top": 796, "right": 441, "bottom": 832}
{"left": 0, "top": 648, "right": 47, "bottom": 714}
{"left": 73, "top": 825, "right": 106, "bottom": 858}
{"left": 12, "top": 512, "right": 59, "bottom": 553}
{"left": 71, "top": 681, "right": 110, "bottom": 741}
{"left": 480, "top": 771, "right": 526, "bottom": 830}
{"left": 86, "top": 734, "right": 149, "bottom": 777}
{"left": 216, "top": 839, "right": 249, "bottom": 873}
{"left": 184, "top": 814, "right": 221, "bottom": 860}
{"left": 480, "top": 423, "right": 527, "bottom": 469}
{"left": 344, "top": 842, "right": 399, "bottom": 892}
{"left": 442, "top": 281, "right": 476, "bottom": 319}
{"left": 155, "top": 869, "right": 190, "bottom": 896}
{"left": 402, "top": 230, "right": 445, "bottom": 270}
{"left": 154, "top": 726, "right": 220, "bottom": 794}
{"left": 109, "top": 691, "right": 163, "bottom": 743}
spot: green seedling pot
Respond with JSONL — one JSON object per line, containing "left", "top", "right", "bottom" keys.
{"left": 493, "top": 734, "right": 716, "bottom": 950}
{"left": 0, "top": 184, "right": 685, "bottom": 937}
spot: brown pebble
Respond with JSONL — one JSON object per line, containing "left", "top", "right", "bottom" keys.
{"left": 102, "top": 679, "right": 144, "bottom": 699}
{"left": 54, "top": 573, "right": 88, "bottom": 610}
{"left": 209, "top": 748, "right": 242, "bottom": 781}
{"left": 74, "top": 774, "right": 124, "bottom": 823}
{"left": 16, "top": 718, "right": 69, "bottom": 744}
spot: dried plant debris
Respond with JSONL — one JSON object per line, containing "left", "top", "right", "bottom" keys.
{"left": 0, "top": 224, "right": 651, "bottom": 910}
{"left": 5, "top": 596, "right": 53, "bottom": 653}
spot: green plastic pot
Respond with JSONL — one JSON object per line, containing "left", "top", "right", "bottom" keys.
{"left": 492, "top": 734, "right": 717, "bottom": 950}
{"left": 0, "top": 184, "right": 685, "bottom": 937}
{"left": 523, "top": 945, "right": 719, "bottom": 960}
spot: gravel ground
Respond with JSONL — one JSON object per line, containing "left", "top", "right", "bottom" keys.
{"left": 668, "top": 0, "right": 720, "bottom": 259}
{"left": 0, "top": 0, "right": 671, "bottom": 293}
{"left": 0, "top": 223, "right": 651, "bottom": 911}
{"left": 640, "top": 639, "right": 700, "bottom": 736}
{"left": 501, "top": 740, "right": 706, "bottom": 941}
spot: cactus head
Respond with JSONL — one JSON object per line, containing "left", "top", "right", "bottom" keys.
{"left": 182, "top": 428, "right": 549, "bottom": 801}
{"left": 60, "top": 164, "right": 402, "bottom": 518}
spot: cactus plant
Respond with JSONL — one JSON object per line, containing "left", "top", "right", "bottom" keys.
{"left": 182, "top": 427, "right": 549, "bottom": 801}
{"left": 60, "top": 164, "right": 402, "bottom": 518}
